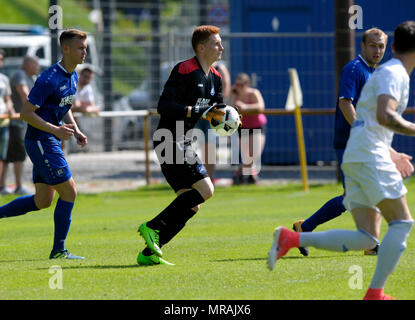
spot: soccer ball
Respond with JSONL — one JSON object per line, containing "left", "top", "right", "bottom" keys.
{"left": 210, "top": 105, "right": 241, "bottom": 136}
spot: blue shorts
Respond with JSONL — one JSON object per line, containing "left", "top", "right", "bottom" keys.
{"left": 25, "top": 138, "right": 72, "bottom": 186}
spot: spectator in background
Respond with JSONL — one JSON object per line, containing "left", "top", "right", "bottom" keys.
{"left": 1, "top": 55, "right": 40, "bottom": 195}
{"left": 214, "top": 61, "right": 231, "bottom": 101}
{"left": 194, "top": 61, "right": 231, "bottom": 182}
{"left": 69, "top": 66, "right": 99, "bottom": 153}
{"left": 72, "top": 66, "right": 100, "bottom": 115}
{"left": 229, "top": 72, "right": 267, "bottom": 184}
{"left": 0, "top": 49, "right": 16, "bottom": 194}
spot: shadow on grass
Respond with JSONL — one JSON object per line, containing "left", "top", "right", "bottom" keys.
{"left": 1, "top": 252, "right": 367, "bottom": 267}
{"left": 34, "top": 264, "right": 162, "bottom": 270}
{"left": 0, "top": 259, "right": 46, "bottom": 263}
{"left": 211, "top": 253, "right": 364, "bottom": 263}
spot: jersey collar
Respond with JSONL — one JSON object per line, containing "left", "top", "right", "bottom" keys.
{"left": 57, "top": 61, "right": 74, "bottom": 77}
{"left": 358, "top": 55, "right": 376, "bottom": 71}
{"left": 194, "top": 56, "right": 212, "bottom": 76}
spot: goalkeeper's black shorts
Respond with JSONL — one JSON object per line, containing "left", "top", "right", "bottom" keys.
{"left": 156, "top": 140, "right": 208, "bottom": 192}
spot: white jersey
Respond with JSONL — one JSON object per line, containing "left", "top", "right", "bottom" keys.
{"left": 342, "top": 58, "right": 410, "bottom": 165}
{"left": 75, "top": 83, "right": 94, "bottom": 103}
{"left": 0, "top": 72, "right": 11, "bottom": 114}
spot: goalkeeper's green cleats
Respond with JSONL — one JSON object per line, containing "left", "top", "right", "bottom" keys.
{"left": 138, "top": 222, "right": 163, "bottom": 257}
{"left": 137, "top": 252, "right": 174, "bottom": 266}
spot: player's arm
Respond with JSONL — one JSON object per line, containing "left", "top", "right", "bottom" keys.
{"left": 187, "top": 103, "right": 225, "bottom": 124}
{"left": 339, "top": 98, "right": 356, "bottom": 125}
{"left": 157, "top": 65, "right": 190, "bottom": 120}
{"left": 158, "top": 66, "right": 224, "bottom": 122}
{"left": 377, "top": 94, "right": 415, "bottom": 136}
{"left": 337, "top": 62, "right": 359, "bottom": 125}
{"left": 179, "top": 101, "right": 223, "bottom": 122}
{"left": 63, "top": 109, "right": 87, "bottom": 147}
{"left": 20, "top": 100, "right": 74, "bottom": 141}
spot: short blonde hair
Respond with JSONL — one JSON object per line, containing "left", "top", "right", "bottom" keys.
{"left": 362, "top": 28, "right": 388, "bottom": 44}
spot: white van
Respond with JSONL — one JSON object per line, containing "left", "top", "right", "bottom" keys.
{"left": 0, "top": 25, "right": 106, "bottom": 153}
{"left": 0, "top": 26, "right": 100, "bottom": 78}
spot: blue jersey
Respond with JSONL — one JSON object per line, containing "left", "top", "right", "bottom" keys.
{"left": 26, "top": 62, "right": 78, "bottom": 141}
{"left": 333, "top": 55, "right": 375, "bottom": 149}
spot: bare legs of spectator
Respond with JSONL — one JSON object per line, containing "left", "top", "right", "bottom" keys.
{"left": 1, "top": 162, "right": 29, "bottom": 195}
{"left": 235, "top": 132, "right": 265, "bottom": 185}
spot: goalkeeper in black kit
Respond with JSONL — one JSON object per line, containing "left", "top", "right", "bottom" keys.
{"left": 137, "top": 25, "right": 228, "bottom": 265}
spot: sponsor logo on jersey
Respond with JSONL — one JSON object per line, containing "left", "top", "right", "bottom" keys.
{"left": 59, "top": 94, "right": 75, "bottom": 107}
{"left": 195, "top": 98, "right": 210, "bottom": 108}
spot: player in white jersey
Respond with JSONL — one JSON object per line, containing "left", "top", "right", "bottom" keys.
{"left": 267, "top": 21, "right": 415, "bottom": 300}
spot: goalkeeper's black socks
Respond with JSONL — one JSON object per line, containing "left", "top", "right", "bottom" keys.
{"left": 147, "top": 189, "right": 205, "bottom": 231}
{"left": 159, "top": 208, "right": 197, "bottom": 247}
{"left": 141, "top": 208, "right": 197, "bottom": 256}
{"left": 143, "top": 209, "right": 196, "bottom": 256}
{"left": 142, "top": 189, "right": 203, "bottom": 256}
{"left": 142, "top": 247, "right": 154, "bottom": 256}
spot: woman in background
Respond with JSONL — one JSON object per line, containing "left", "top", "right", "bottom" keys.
{"left": 229, "top": 72, "right": 266, "bottom": 184}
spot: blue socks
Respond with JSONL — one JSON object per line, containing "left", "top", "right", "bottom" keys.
{"left": 301, "top": 195, "right": 346, "bottom": 232}
{"left": 0, "top": 195, "right": 74, "bottom": 252}
{"left": 53, "top": 199, "right": 74, "bottom": 251}
{"left": 0, "top": 195, "right": 39, "bottom": 218}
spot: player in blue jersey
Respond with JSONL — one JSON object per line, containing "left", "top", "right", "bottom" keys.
{"left": 0, "top": 29, "right": 88, "bottom": 260}
{"left": 292, "top": 28, "right": 400, "bottom": 256}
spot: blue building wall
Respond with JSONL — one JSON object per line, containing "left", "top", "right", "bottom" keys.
{"left": 229, "top": 0, "right": 415, "bottom": 164}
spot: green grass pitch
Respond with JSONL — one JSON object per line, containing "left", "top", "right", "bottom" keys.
{"left": 1, "top": 179, "right": 414, "bottom": 300}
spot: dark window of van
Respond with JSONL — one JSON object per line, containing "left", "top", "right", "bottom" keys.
{"left": 35, "top": 47, "right": 45, "bottom": 59}
{"left": 3, "top": 47, "right": 28, "bottom": 58}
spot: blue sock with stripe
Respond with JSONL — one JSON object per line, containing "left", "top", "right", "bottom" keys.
{"left": 301, "top": 195, "right": 346, "bottom": 232}
{"left": 0, "top": 195, "right": 39, "bottom": 218}
{"left": 53, "top": 198, "right": 74, "bottom": 251}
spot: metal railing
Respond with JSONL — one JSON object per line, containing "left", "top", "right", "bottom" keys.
{"left": 3, "top": 106, "right": 415, "bottom": 187}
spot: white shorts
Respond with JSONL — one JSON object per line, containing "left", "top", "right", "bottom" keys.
{"left": 342, "top": 161, "right": 407, "bottom": 212}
